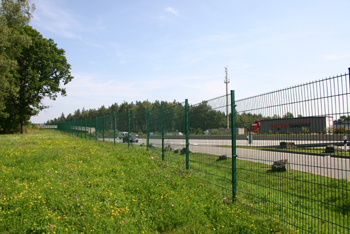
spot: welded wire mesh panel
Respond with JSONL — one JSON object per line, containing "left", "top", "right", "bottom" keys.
{"left": 70, "top": 121, "right": 77, "bottom": 136}
{"left": 131, "top": 109, "right": 147, "bottom": 145}
{"left": 235, "top": 72, "right": 350, "bottom": 233}
{"left": 103, "top": 113, "right": 115, "bottom": 142}
{"left": 188, "top": 95, "right": 233, "bottom": 198}
{"left": 149, "top": 107, "right": 162, "bottom": 149}
{"left": 86, "top": 117, "right": 96, "bottom": 140}
{"left": 130, "top": 109, "right": 147, "bottom": 134}
{"left": 71, "top": 120, "right": 81, "bottom": 138}
{"left": 56, "top": 122, "right": 64, "bottom": 133}
{"left": 95, "top": 115, "right": 105, "bottom": 141}
{"left": 116, "top": 111, "right": 128, "bottom": 144}
{"left": 163, "top": 102, "right": 186, "bottom": 166}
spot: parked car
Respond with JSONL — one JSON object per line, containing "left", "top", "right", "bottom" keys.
{"left": 123, "top": 134, "right": 138, "bottom": 143}
{"left": 118, "top": 132, "right": 128, "bottom": 140}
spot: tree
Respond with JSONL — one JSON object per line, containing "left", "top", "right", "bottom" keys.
{"left": 97, "top": 105, "right": 107, "bottom": 116}
{"left": 339, "top": 115, "right": 350, "bottom": 122}
{"left": 0, "top": 0, "right": 33, "bottom": 120}
{"left": 272, "top": 114, "right": 281, "bottom": 119}
{"left": 188, "top": 102, "right": 226, "bottom": 131}
{"left": 283, "top": 112, "right": 294, "bottom": 118}
{"left": 236, "top": 112, "right": 264, "bottom": 131}
{"left": 1, "top": 25, "right": 73, "bottom": 133}
{"left": 73, "top": 109, "right": 81, "bottom": 120}
{"left": 57, "top": 112, "right": 65, "bottom": 122}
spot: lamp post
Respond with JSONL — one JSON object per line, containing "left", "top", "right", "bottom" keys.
{"left": 224, "top": 67, "right": 230, "bottom": 129}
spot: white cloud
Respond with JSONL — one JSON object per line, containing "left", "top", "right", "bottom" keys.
{"left": 31, "top": 0, "right": 105, "bottom": 49}
{"left": 165, "top": 7, "right": 178, "bottom": 16}
{"left": 31, "top": 0, "right": 81, "bottom": 39}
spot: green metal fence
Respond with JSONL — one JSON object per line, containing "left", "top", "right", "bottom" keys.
{"left": 50, "top": 68, "right": 350, "bottom": 233}
{"left": 234, "top": 71, "right": 350, "bottom": 233}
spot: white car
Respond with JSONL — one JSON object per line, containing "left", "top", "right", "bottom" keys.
{"left": 117, "top": 132, "right": 128, "bottom": 140}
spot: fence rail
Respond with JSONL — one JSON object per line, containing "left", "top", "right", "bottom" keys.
{"left": 48, "top": 68, "right": 350, "bottom": 233}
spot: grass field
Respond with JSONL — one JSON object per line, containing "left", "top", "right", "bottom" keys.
{"left": 0, "top": 130, "right": 298, "bottom": 233}
{"left": 151, "top": 148, "right": 350, "bottom": 233}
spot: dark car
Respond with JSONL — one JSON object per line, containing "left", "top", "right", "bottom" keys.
{"left": 122, "top": 134, "right": 138, "bottom": 143}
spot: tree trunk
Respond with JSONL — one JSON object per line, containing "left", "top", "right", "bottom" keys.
{"left": 20, "top": 78, "right": 26, "bottom": 134}
{"left": 21, "top": 120, "right": 25, "bottom": 134}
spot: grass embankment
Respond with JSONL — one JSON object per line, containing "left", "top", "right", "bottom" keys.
{"left": 0, "top": 131, "right": 294, "bottom": 233}
{"left": 156, "top": 150, "right": 350, "bottom": 233}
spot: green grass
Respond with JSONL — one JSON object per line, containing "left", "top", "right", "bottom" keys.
{"left": 0, "top": 130, "right": 296, "bottom": 233}
{"left": 156, "top": 149, "right": 350, "bottom": 233}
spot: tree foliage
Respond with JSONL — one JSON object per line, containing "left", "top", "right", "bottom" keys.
{"left": 338, "top": 115, "right": 350, "bottom": 122}
{"left": 48, "top": 95, "right": 302, "bottom": 135}
{"left": 0, "top": 8, "right": 73, "bottom": 133}
{"left": 0, "top": 0, "right": 33, "bottom": 119}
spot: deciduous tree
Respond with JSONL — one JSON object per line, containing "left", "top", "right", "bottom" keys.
{"left": 0, "top": 0, "right": 33, "bottom": 120}
{"left": 1, "top": 25, "right": 73, "bottom": 133}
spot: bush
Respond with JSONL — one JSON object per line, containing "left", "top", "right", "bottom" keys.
{"left": 334, "top": 126, "right": 349, "bottom": 134}
{"left": 302, "top": 127, "right": 309, "bottom": 134}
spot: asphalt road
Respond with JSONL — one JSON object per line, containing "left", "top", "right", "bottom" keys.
{"left": 102, "top": 137, "right": 350, "bottom": 180}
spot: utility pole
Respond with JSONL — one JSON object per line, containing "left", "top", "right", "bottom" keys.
{"left": 224, "top": 67, "right": 230, "bottom": 129}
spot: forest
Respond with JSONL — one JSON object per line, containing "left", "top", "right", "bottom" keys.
{"left": 47, "top": 100, "right": 296, "bottom": 134}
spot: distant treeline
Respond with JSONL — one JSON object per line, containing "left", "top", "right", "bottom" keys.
{"left": 48, "top": 100, "right": 228, "bottom": 134}
{"left": 48, "top": 100, "right": 183, "bottom": 124}
{"left": 48, "top": 100, "right": 309, "bottom": 133}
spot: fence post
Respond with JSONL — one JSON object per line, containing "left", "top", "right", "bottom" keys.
{"left": 102, "top": 115, "right": 105, "bottom": 142}
{"left": 89, "top": 118, "right": 91, "bottom": 140}
{"left": 162, "top": 104, "right": 165, "bottom": 161}
{"left": 231, "top": 90, "right": 237, "bottom": 201}
{"left": 185, "top": 99, "right": 189, "bottom": 170}
{"left": 95, "top": 117, "right": 97, "bottom": 141}
{"left": 85, "top": 119, "right": 87, "bottom": 139}
{"left": 114, "top": 112, "right": 116, "bottom": 145}
{"left": 147, "top": 107, "right": 150, "bottom": 151}
{"left": 128, "top": 110, "right": 130, "bottom": 148}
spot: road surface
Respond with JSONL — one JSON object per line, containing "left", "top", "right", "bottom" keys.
{"left": 102, "top": 137, "right": 350, "bottom": 180}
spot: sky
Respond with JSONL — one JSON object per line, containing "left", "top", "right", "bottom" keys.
{"left": 29, "top": 0, "right": 350, "bottom": 123}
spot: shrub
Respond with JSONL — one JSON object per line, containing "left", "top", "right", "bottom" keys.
{"left": 302, "top": 126, "right": 309, "bottom": 134}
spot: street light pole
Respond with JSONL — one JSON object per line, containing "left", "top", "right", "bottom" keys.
{"left": 224, "top": 67, "right": 230, "bottom": 129}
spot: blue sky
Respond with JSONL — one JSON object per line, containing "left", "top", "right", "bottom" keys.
{"left": 29, "top": 0, "right": 350, "bottom": 123}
